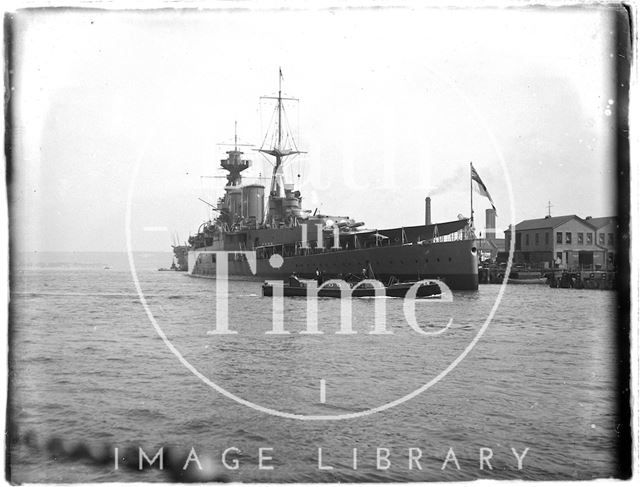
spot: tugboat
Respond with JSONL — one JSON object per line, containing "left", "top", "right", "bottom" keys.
{"left": 158, "top": 260, "right": 179, "bottom": 272}
{"left": 187, "top": 70, "right": 479, "bottom": 290}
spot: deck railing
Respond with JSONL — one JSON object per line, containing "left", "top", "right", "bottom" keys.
{"left": 253, "top": 229, "right": 473, "bottom": 260}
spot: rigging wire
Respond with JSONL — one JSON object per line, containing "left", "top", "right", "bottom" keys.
{"left": 260, "top": 103, "right": 278, "bottom": 159}
{"left": 281, "top": 103, "right": 300, "bottom": 152}
{"left": 257, "top": 92, "right": 304, "bottom": 187}
{"left": 281, "top": 102, "right": 302, "bottom": 183}
{"left": 199, "top": 176, "right": 208, "bottom": 221}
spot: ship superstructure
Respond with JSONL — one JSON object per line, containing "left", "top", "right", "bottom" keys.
{"left": 187, "top": 71, "right": 479, "bottom": 290}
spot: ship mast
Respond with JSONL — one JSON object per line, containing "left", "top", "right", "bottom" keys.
{"left": 258, "top": 68, "right": 303, "bottom": 196}
{"left": 257, "top": 69, "right": 305, "bottom": 225}
{"left": 219, "top": 122, "right": 252, "bottom": 187}
{"left": 277, "top": 70, "right": 282, "bottom": 151}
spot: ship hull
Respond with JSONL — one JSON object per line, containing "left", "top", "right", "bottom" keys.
{"left": 188, "top": 239, "right": 478, "bottom": 290}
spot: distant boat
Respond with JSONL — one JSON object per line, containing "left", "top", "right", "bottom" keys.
{"left": 507, "top": 270, "right": 546, "bottom": 285}
{"left": 507, "top": 277, "right": 547, "bottom": 285}
{"left": 158, "top": 259, "right": 183, "bottom": 272}
{"left": 103, "top": 265, "right": 111, "bottom": 270}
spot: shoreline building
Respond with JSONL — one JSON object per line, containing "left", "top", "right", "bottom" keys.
{"left": 504, "top": 214, "right": 617, "bottom": 270}
{"left": 584, "top": 216, "right": 617, "bottom": 268}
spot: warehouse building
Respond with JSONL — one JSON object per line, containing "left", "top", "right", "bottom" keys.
{"left": 503, "top": 214, "right": 617, "bottom": 270}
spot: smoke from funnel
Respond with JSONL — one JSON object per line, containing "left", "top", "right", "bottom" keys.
{"left": 428, "top": 165, "right": 467, "bottom": 197}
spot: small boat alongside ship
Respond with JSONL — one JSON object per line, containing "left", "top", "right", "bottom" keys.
{"left": 262, "top": 275, "right": 443, "bottom": 298}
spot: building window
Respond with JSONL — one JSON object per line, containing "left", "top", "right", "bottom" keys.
{"left": 599, "top": 233, "right": 605, "bottom": 245}
{"left": 525, "top": 234, "right": 529, "bottom": 246}
{"left": 608, "top": 233, "right": 614, "bottom": 246}
{"left": 586, "top": 233, "right": 593, "bottom": 245}
{"left": 556, "top": 252, "right": 562, "bottom": 263}
{"left": 535, "top": 233, "right": 539, "bottom": 245}
{"left": 565, "top": 232, "right": 572, "bottom": 244}
{"left": 556, "top": 232, "right": 562, "bottom": 244}
{"left": 577, "top": 233, "right": 584, "bottom": 245}
{"left": 545, "top": 232, "right": 549, "bottom": 245}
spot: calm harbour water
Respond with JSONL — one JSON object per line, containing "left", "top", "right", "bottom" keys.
{"left": 8, "top": 252, "right": 624, "bottom": 482}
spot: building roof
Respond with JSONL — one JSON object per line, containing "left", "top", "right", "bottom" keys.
{"left": 584, "top": 216, "right": 616, "bottom": 229}
{"left": 505, "top": 214, "right": 618, "bottom": 233}
{"left": 505, "top": 214, "right": 588, "bottom": 232}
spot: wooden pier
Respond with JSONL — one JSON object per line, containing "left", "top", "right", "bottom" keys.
{"left": 546, "top": 270, "right": 616, "bottom": 290}
{"left": 479, "top": 265, "right": 617, "bottom": 290}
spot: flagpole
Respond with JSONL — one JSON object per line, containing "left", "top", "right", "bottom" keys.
{"left": 470, "top": 162, "right": 474, "bottom": 228}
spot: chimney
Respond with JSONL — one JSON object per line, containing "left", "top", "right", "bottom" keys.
{"left": 485, "top": 208, "right": 496, "bottom": 240}
{"left": 425, "top": 197, "right": 432, "bottom": 226}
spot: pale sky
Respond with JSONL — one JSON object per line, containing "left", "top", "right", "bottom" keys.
{"left": 9, "top": 4, "right": 619, "bottom": 252}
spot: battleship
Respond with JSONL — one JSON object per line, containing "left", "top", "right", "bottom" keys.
{"left": 159, "top": 235, "right": 189, "bottom": 272}
{"left": 187, "top": 72, "right": 479, "bottom": 290}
